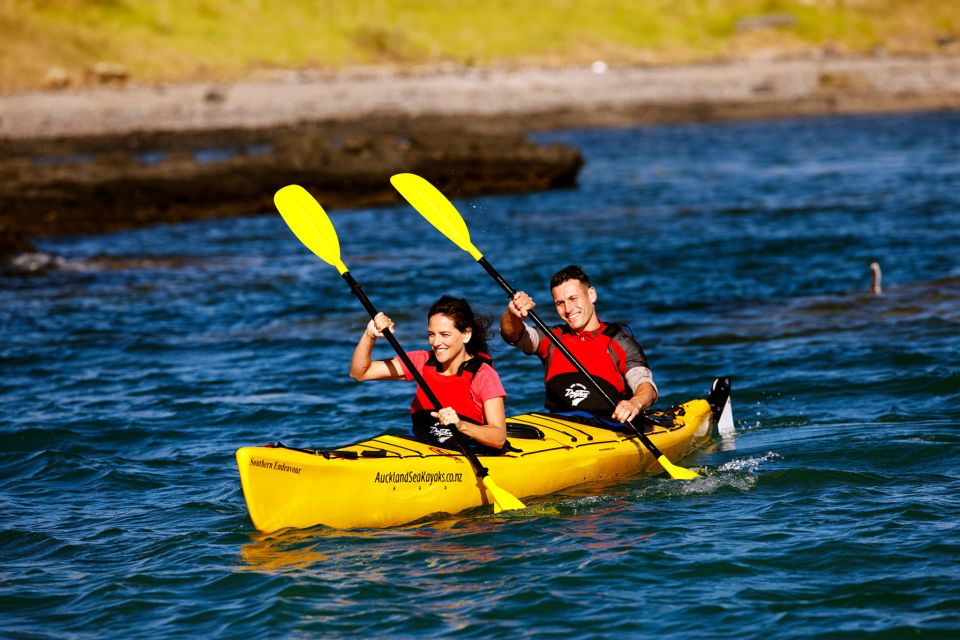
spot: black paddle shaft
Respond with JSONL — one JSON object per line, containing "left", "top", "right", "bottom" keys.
{"left": 341, "top": 271, "right": 490, "bottom": 478}
{"left": 477, "top": 257, "right": 667, "bottom": 456}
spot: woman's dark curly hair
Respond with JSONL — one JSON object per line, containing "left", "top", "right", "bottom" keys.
{"left": 428, "top": 295, "right": 492, "bottom": 356}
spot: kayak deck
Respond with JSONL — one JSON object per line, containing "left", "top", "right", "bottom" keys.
{"left": 237, "top": 390, "right": 725, "bottom": 531}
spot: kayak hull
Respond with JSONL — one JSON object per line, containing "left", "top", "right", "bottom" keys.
{"left": 237, "top": 397, "right": 718, "bottom": 531}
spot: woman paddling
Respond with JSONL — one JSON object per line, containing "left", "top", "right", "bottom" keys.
{"left": 350, "top": 295, "right": 507, "bottom": 451}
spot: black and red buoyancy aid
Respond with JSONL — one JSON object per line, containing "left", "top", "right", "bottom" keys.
{"left": 539, "top": 322, "right": 629, "bottom": 414}
{"left": 410, "top": 352, "right": 493, "bottom": 429}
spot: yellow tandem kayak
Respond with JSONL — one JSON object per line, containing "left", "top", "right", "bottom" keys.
{"left": 237, "top": 379, "right": 731, "bottom": 531}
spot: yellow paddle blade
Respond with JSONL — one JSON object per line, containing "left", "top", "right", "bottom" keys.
{"left": 482, "top": 476, "right": 526, "bottom": 513}
{"left": 274, "top": 185, "right": 348, "bottom": 275}
{"left": 390, "top": 173, "right": 484, "bottom": 261}
{"left": 657, "top": 455, "right": 701, "bottom": 480}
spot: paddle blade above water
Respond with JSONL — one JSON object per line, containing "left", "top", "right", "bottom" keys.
{"left": 657, "top": 455, "right": 701, "bottom": 480}
{"left": 482, "top": 477, "right": 526, "bottom": 513}
{"left": 389, "top": 173, "right": 484, "bottom": 261}
{"left": 274, "top": 185, "right": 348, "bottom": 274}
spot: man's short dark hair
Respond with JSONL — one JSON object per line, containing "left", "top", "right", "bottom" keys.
{"left": 550, "top": 265, "right": 591, "bottom": 289}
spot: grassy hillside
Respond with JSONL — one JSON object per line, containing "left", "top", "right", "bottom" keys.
{"left": 1, "top": 0, "right": 957, "bottom": 93}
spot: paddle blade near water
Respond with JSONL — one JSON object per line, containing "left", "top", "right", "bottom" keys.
{"left": 389, "top": 173, "right": 484, "bottom": 261}
{"left": 274, "top": 185, "right": 348, "bottom": 275}
{"left": 657, "top": 455, "right": 701, "bottom": 480}
{"left": 483, "top": 477, "right": 526, "bottom": 513}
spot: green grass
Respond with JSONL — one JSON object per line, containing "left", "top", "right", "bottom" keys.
{"left": 1, "top": 0, "right": 957, "bottom": 92}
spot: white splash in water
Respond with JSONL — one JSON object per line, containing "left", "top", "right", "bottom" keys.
{"left": 666, "top": 454, "right": 781, "bottom": 495}
{"left": 9, "top": 252, "right": 69, "bottom": 272}
{"left": 719, "top": 451, "right": 782, "bottom": 473}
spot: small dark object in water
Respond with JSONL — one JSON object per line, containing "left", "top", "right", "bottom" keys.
{"left": 0, "top": 227, "right": 35, "bottom": 261}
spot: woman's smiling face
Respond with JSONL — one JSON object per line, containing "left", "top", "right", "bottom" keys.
{"left": 427, "top": 313, "right": 471, "bottom": 367}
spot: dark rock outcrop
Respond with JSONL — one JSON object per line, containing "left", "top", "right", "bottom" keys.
{"left": 0, "top": 118, "right": 583, "bottom": 239}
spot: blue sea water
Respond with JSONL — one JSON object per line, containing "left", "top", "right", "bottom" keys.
{"left": 2, "top": 111, "right": 959, "bottom": 638}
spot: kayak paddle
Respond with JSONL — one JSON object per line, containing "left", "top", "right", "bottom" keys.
{"left": 389, "top": 173, "right": 699, "bottom": 480}
{"left": 273, "top": 184, "right": 526, "bottom": 512}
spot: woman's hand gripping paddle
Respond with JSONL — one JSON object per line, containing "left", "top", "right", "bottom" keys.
{"left": 273, "top": 185, "right": 526, "bottom": 512}
{"left": 389, "top": 174, "right": 699, "bottom": 481}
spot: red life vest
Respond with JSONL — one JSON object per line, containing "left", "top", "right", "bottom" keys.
{"left": 539, "top": 322, "right": 629, "bottom": 414}
{"left": 410, "top": 352, "right": 493, "bottom": 426}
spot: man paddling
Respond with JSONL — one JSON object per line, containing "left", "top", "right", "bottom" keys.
{"left": 499, "top": 265, "right": 657, "bottom": 425}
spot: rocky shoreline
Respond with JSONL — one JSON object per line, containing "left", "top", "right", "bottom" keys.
{"left": 0, "top": 118, "right": 582, "bottom": 237}
{"left": 2, "top": 55, "right": 959, "bottom": 260}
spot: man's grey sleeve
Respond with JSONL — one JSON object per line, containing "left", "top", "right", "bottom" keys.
{"left": 625, "top": 367, "right": 657, "bottom": 395}
{"left": 503, "top": 324, "right": 541, "bottom": 355}
{"left": 614, "top": 329, "right": 658, "bottom": 395}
